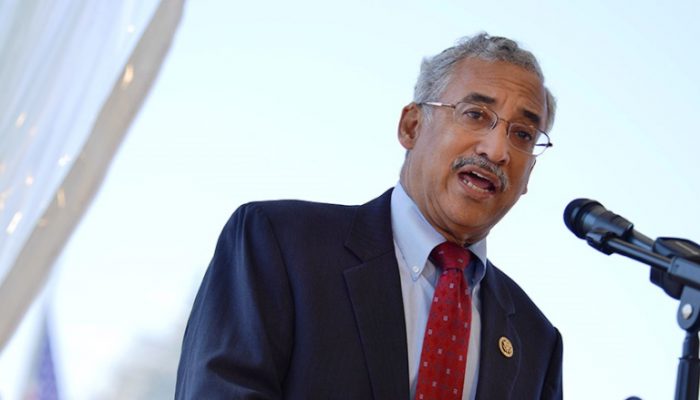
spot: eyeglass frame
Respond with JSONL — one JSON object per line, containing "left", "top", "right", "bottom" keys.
{"left": 418, "top": 101, "right": 554, "bottom": 156}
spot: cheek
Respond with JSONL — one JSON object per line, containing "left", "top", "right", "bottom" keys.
{"left": 432, "top": 132, "right": 470, "bottom": 160}
{"left": 415, "top": 134, "right": 454, "bottom": 169}
{"left": 510, "top": 161, "right": 535, "bottom": 190}
{"left": 416, "top": 126, "right": 479, "bottom": 180}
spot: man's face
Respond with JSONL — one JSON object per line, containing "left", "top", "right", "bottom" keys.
{"left": 398, "top": 57, "right": 547, "bottom": 244}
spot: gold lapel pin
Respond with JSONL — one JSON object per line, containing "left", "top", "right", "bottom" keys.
{"left": 498, "top": 336, "right": 514, "bottom": 358}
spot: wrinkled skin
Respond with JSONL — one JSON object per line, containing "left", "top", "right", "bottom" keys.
{"left": 398, "top": 58, "right": 548, "bottom": 245}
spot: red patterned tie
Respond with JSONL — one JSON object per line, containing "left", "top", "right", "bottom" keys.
{"left": 415, "top": 242, "right": 472, "bottom": 400}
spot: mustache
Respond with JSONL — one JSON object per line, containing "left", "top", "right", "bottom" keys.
{"left": 451, "top": 155, "right": 509, "bottom": 190}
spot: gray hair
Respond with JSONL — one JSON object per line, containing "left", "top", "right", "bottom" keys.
{"left": 414, "top": 33, "right": 556, "bottom": 132}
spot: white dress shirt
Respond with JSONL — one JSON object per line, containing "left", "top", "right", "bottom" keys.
{"left": 390, "top": 183, "right": 487, "bottom": 400}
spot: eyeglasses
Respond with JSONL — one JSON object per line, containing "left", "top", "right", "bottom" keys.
{"left": 420, "top": 101, "right": 553, "bottom": 156}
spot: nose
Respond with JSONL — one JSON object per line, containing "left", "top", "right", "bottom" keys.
{"left": 474, "top": 120, "right": 510, "bottom": 165}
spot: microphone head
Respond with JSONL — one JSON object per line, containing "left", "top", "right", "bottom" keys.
{"left": 563, "top": 198, "right": 604, "bottom": 239}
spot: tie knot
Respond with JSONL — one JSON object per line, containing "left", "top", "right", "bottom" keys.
{"left": 430, "top": 241, "right": 472, "bottom": 271}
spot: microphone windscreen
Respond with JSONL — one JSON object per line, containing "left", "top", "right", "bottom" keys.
{"left": 563, "top": 198, "right": 601, "bottom": 239}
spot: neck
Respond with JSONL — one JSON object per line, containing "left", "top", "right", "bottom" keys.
{"left": 398, "top": 176, "right": 487, "bottom": 247}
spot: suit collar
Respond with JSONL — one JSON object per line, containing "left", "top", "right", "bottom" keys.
{"left": 343, "top": 188, "right": 410, "bottom": 399}
{"left": 483, "top": 262, "right": 515, "bottom": 315}
{"left": 344, "top": 188, "right": 395, "bottom": 261}
{"left": 476, "top": 263, "right": 520, "bottom": 399}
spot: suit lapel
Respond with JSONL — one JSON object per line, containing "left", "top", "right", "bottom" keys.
{"left": 476, "top": 263, "right": 520, "bottom": 399}
{"left": 343, "top": 189, "right": 410, "bottom": 400}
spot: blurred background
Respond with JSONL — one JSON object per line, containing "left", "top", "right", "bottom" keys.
{"left": 1, "top": 0, "right": 699, "bottom": 398}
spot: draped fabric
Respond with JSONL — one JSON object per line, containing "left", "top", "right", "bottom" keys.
{"left": 0, "top": 0, "right": 186, "bottom": 351}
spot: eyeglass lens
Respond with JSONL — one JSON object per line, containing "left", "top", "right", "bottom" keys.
{"left": 454, "top": 103, "right": 547, "bottom": 155}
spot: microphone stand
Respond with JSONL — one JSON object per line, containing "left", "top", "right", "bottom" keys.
{"left": 585, "top": 231, "right": 700, "bottom": 400}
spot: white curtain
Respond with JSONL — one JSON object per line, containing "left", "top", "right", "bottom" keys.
{"left": 0, "top": 0, "right": 185, "bottom": 352}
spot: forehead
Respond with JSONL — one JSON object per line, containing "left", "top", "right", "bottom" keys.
{"left": 442, "top": 58, "right": 547, "bottom": 123}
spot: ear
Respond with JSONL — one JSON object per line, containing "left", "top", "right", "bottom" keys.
{"left": 398, "top": 103, "right": 421, "bottom": 150}
{"left": 521, "top": 158, "right": 537, "bottom": 195}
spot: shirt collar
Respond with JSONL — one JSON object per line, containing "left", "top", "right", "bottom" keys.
{"left": 391, "top": 183, "right": 488, "bottom": 281}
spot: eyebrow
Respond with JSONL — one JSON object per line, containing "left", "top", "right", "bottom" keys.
{"left": 459, "top": 92, "right": 542, "bottom": 127}
{"left": 461, "top": 93, "right": 495, "bottom": 105}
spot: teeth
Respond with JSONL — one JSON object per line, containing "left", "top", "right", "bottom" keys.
{"left": 471, "top": 171, "right": 495, "bottom": 186}
{"left": 462, "top": 178, "right": 490, "bottom": 193}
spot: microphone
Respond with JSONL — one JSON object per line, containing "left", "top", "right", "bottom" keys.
{"left": 563, "top": 198, "right": 654, "bottom": 250}
{"left": 564, "top": 198, "right": 700, "bottom": 299}
{"left": 565, "top": 200, "right": 700, "bottom": 399}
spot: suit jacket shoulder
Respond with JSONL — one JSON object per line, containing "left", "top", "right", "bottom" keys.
{"left": 176, "top": 190, "right": 410, "bottom": 400}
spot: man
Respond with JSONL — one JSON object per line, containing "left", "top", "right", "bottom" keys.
{"left": 176, "top": 33, "right": 562, "bottom": 399}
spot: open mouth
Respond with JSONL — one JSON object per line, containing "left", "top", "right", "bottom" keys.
{"left": 459, "top": 171, "right": 498, "bottom": 193}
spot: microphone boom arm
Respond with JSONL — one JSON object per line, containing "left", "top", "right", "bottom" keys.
{"left": 585, "top": 229, "right": 700, "bottom": 293}
{"left": 582, "top": 228, "right": 700, "bottom": 400}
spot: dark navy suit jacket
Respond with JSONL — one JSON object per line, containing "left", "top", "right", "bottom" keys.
{"left": 175, "top": 189, "right": 563, "bottom": 399}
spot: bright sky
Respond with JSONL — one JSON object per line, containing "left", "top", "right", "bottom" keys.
{"left": 4, "top": 0, "right": 700, "bottom": 399}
